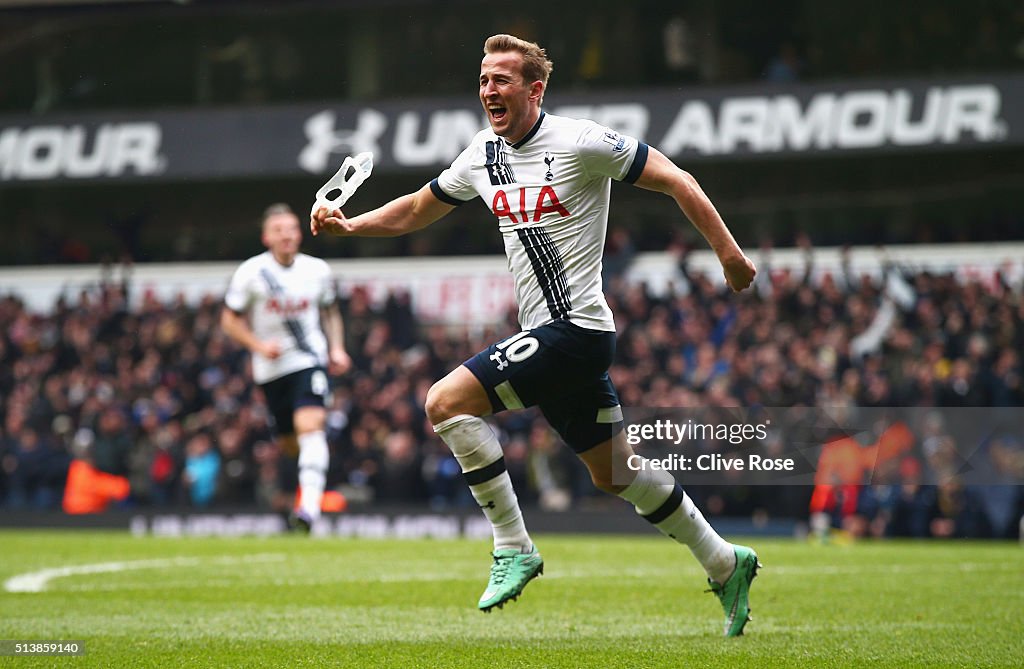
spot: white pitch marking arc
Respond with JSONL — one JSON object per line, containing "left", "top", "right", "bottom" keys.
{"left": 4, "top": 553, "right": 286, "bottom": 593}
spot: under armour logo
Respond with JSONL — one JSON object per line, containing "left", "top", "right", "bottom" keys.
{"left": 298, "top": 109, "right": 387, "bottom": 173}
{"left": 543, "top": 152, "right": 554, "bottom": 181}
{"left": 489, "top": 351, "right": 509, "bottom": 370}
{"left": 479, "top": 500, "right": 496, "bottom": 510}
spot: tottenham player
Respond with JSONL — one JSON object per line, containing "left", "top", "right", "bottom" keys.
{"left": 222, "top": 203, "right": 351, "bottom": 532}
{"left": 311, "top": 35, "right": 759, "bottom": 635}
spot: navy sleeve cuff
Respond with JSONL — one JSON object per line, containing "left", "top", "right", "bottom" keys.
{"left": 622, "top": 142, "right": 649, "bottom": 184}
{"left": 430, "top": 178, "right": 468, "bottom": 206}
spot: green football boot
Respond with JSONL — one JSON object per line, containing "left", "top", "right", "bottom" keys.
{"left": 706, "top": 545, "right": 761, "bottom": 637}
{"left": 478, "top": 546, "right": 544, "bottom": 612}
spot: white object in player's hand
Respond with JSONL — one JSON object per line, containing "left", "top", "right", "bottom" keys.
{"left": 311, "top": 152, "right": 374, "bottom": 215}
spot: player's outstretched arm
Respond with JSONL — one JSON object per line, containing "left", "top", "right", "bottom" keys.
{"left": 634, "top": 147, "right": 756, "bottom": 292}
{"left": 311, "top": 183, "right": 455, "bottom": 238}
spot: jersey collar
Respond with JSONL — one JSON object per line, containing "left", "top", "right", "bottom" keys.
{"left": 506, "top": 110, "right": 545, "bottom": 150}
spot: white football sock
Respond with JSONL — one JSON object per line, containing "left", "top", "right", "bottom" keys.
{"left": 297, "top": 430, "right": 329, "bottom": 522}
{"left": 434, "top": 414, "right": 531, "bottom": 552}
{"left": 467, "top": 470, "right": 532, "bottom": 551}
{"left": 619, "top": 464, "right": 736, "bottom": 583}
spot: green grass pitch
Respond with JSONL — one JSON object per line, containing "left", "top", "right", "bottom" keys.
{"left": 0, "top": 531, "right": 1021, "bottom": 667}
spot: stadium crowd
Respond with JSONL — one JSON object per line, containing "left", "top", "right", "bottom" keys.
{"left": 1, "top": 242, "right": 1021, "bottom": 539}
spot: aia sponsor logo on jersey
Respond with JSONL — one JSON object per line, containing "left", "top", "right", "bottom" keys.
{"left": 491, "top": 186, "right": 570, "bottom": 224}
{"left": 266, "top": 297, "right": 310, "bottom": 316}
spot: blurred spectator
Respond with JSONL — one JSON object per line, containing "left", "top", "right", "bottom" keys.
{"left": 4, "top": 426, "right": 64, "bottom": 509}
{"left": 930, "top": 479, "right": 987, "bottom": 538}
{"left": 183, "top": 433, "right": 220, "bottom": 507}
{"left": 527, "top": 419, "right": 573, "bottom": 512}
{"left": 92, "top": 408, "right": 133, "bottom": 478}
{"left": 376, "top": 430, "right": 422, "bottom": 502}
{"left": 971, "top": 436, "right": 1024, "bottom": 538}
{"left": 62, "top": 439, "right": 130, "bottom": 514}
{"left": 217, "top": 425, "right": 255, "bottom": 505}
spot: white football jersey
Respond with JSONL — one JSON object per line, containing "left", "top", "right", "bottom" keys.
{"left": 224, "top": 251, "right": 336, "bottom": 384}
{"left": 431, "top": 111, "right": 648, "bottom": 332}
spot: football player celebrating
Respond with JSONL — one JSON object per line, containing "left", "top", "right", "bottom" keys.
{"left": 312, "top": 35, "right": 759, "bottom": 636}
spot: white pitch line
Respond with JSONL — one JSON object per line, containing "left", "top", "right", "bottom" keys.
{"left": 4, "top": 553, "right": 286, "bottom": 593}
{"left": 4, "top": 554, "right": 1003, "bottom": 594}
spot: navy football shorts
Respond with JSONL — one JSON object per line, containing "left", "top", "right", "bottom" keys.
{"left": 259, "top": 366, "right": 329, "bottom": 436}
{"left": 464, "top": 320, "right": 624, "bottom": 453}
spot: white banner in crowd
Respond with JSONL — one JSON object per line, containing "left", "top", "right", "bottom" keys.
{"left": 0, "top": 244, "right": 1021, "bottom": 326}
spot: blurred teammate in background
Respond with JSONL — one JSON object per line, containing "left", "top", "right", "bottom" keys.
{"left": 312, "top": 35, "right": 759, "bottom": 635}
{"left": 222, "top": 203, "right": 351, "bottom": 532}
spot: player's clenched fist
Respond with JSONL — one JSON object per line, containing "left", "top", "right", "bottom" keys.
{"left": 722, "top": 253, "right": 756, "bottom": 292}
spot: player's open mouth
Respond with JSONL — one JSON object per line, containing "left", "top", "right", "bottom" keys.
{"left": 488, "top": 106, "right": 507, "bottom": 122}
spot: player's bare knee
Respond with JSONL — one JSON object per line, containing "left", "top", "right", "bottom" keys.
{"left": 425, "top": 381, "right": 455, "bottom": 425}
{"left": 427, "top": 367, "right": 492, "bottom": 425}
{"left": 293, "top": 407, "right": 326, "bottom": 435}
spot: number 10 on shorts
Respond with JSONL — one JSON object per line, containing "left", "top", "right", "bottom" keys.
{"left": 490, "top": 331, "right": 539, "bottom": 370}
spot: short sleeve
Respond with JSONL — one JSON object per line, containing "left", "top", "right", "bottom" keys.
{"left": 224, "top": 263, "right": 253, "bottom": 313}
{"left": 576, "top": 122, "right": 649, "bottom": 184}
{"left": 430, "top": 143, "right": 478, "bottom": 205}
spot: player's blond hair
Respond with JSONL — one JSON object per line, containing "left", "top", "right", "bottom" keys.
{"left": 483, "top": 34, "right": 553, "bottom": 90}
{"left": 261, "top": 203, "right": 296, "bottom": 229}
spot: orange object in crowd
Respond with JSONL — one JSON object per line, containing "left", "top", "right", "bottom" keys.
{"left": 814, "top": 435, "right": 872, "bottom": 487}
{"left": 294, "top": 488, "right": 348, "bottom": 513}
{"left": 873, "top": 421, "right": 915, "bottom": 468}
{"left": 63, "top": 459, "right": 131, "bottom": 514}
{"left": 810, "top": 422, "right": 917, "bottom": 518}
{"left": 810, "top": 434, "right": 874, "bottom": 517}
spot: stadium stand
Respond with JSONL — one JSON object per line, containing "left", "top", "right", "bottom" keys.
{"left": 1, "top": 243, "right": 1020, "bottom": 538}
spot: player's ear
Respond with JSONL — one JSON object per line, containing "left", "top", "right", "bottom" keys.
{"left": 529, "top": 80, "right": 544, "bottom": 104}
